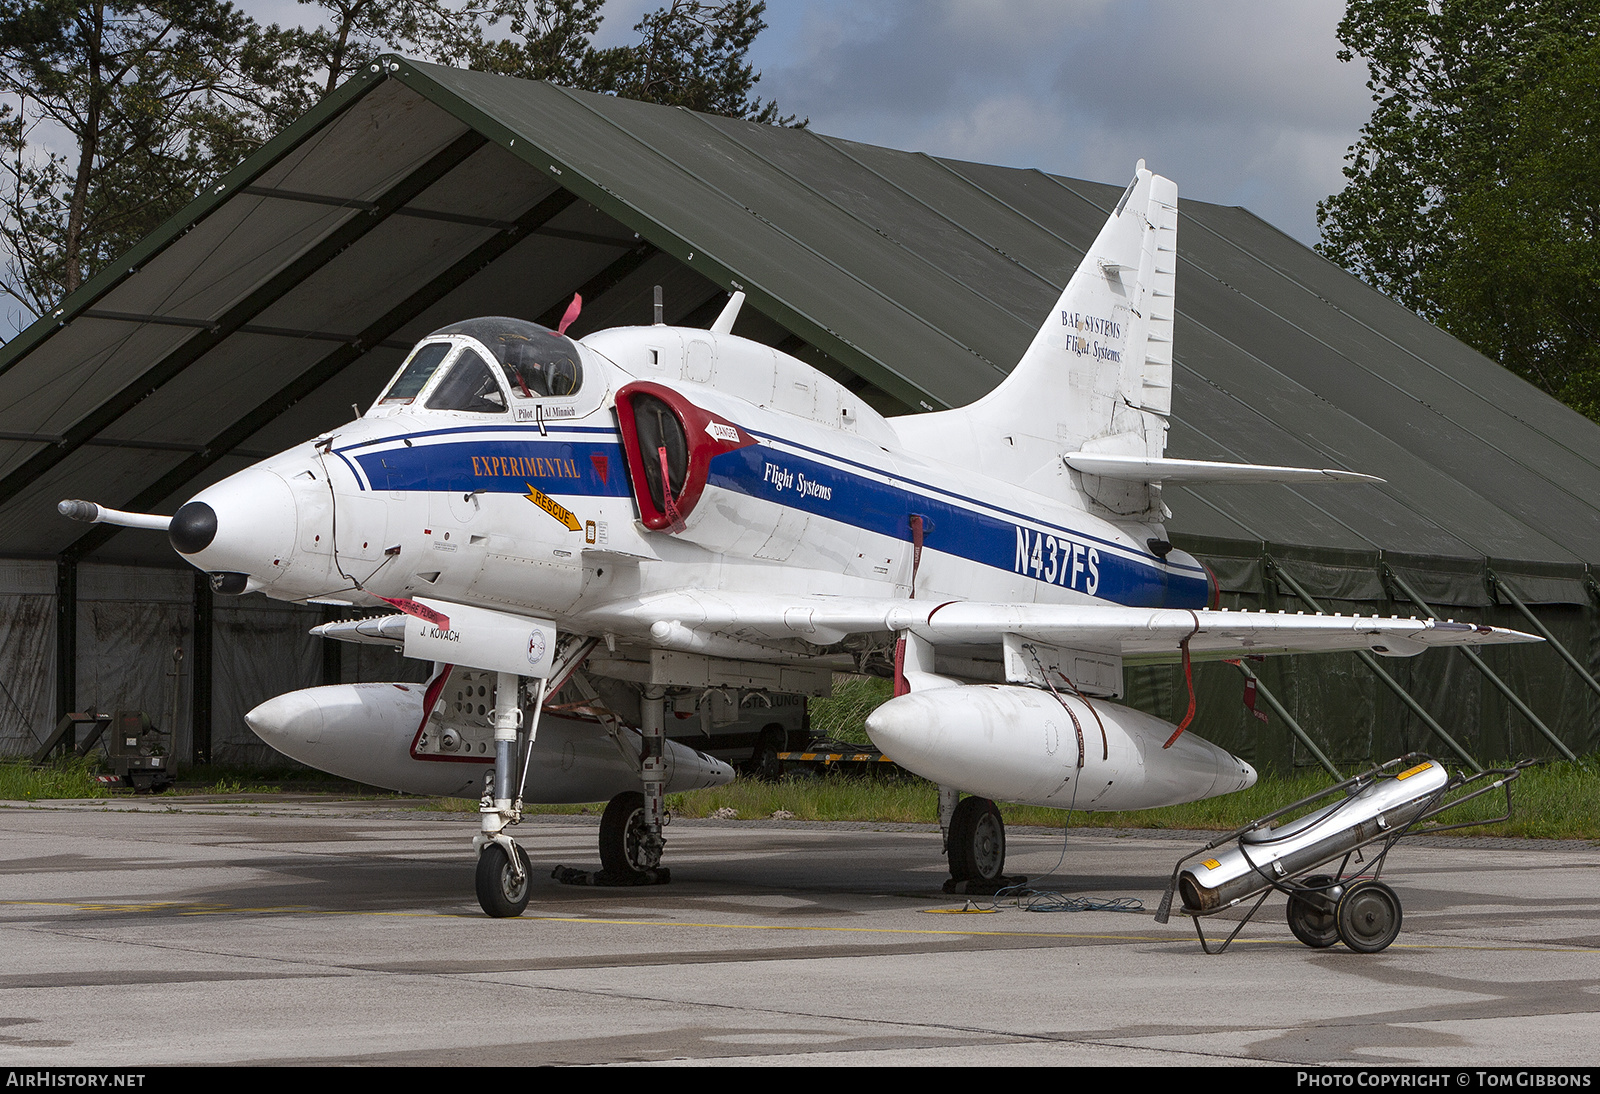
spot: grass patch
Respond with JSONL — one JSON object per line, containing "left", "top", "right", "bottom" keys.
{"left": 198, "top": 777, "right": 281, "bottom": 795}
{"left": 1419, "top": 757, "right": 1600, "bottom": 840}
{"left": 808, "top": 675, "right": 892, "bottom": 745}
{"left": 664, "top": 776, "right": 935, "bottom": 822}
{"left": 0, "top": 759, "right": 107, "bottom": 801}
{"left": 8, "top": 745, "right": 1588, "bottom": 839}
{"left": 176, "top": 764, "right": 357, "bottom": 791}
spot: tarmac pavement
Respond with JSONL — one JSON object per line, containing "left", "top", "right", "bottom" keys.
{"left": 0, "top": 794, "right": 1596, "bottom": 1066}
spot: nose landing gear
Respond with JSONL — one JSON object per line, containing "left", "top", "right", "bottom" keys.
{"left": 472, "top": 669, "right": 550, "bottom": 918}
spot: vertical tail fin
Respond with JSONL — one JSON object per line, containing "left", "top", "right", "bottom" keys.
{"left": 895, "top": 162, "right": 1178, "bottom": 517}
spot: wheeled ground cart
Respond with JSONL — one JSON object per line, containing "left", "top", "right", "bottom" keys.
{"left": 1155, "top": 754, "right": 1530, "bottom": 954}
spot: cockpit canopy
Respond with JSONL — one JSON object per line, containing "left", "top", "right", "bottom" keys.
{"left": 430, "top": 317, "right": 583, "bottom": 398}
{"left": 377, "top": 317, "right": 584, "bottom": 412}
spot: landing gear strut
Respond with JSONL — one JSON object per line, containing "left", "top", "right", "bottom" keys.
{"left": 472, "top": 670, "right": 548, "bottom": 917}
{"left": 589, "top": 689, "right": 672, "bottom": 883}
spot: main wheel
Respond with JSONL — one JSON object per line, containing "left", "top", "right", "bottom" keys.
{"left": 1286, "top": 874, "right": 1340, "bottom": 948}
{"left": 475, "top": 842, "right": 531, "bottom": 918}
{"left": 947, "top": 796, "right": 1006, "bottom": 882}
{"left": 1336, "top": 880, "right": 1402, "bottom": 953}
{"left": 600, "top": 791, "right": 658, "bottom": 875}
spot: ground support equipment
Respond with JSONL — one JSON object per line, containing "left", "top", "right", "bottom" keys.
{"left": 1155, "top": 753, "right": 1530, "bottom": 954}
{"left": 777, "top": 738, "right": 901, "bottom": 777}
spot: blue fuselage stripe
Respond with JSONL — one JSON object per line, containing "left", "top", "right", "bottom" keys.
{"left": 336, "top": 426, "right": 1208, "bottom": 609}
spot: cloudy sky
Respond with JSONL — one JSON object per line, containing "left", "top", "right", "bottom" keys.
{"left": 695, "top": 0, "right": 1376, "bottom": 248}
{"left": 241, "top": 0, "right": 1376, "bottom": 248}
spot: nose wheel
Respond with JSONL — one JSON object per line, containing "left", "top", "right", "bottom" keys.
{"left": 475, "top": 841, "right": 532, "bottom": 918}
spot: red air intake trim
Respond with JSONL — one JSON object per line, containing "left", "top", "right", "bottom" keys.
{"left": 614, "top": 381, "right": 756, "bottom": 532}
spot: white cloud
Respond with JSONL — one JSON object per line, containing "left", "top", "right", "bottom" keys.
{"left": 751, "top": 0, "right": 1373, "bottom": 245}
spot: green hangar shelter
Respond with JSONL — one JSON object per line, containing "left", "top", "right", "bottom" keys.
{"left": 0, "top": 58, "right": 1595, "bottom": 772}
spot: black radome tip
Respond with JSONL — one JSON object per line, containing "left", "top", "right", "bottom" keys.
{"left": 169, "top": 501, "right": 217, "bottom": 554}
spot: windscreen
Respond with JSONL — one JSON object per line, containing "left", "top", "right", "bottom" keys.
{"left": 380, "top": 342, "right": 451, "bottom": 404}
{"left": 425, "top": 349, "right": 507, "bottom": 414}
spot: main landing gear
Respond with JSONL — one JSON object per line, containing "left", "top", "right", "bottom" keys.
{"left": 939, "top": 787, "right": 1018, "bottom": 893}
{"left": 548, "top": 687, "right": 674, "bottom": 890}
{"left": 598, "top": 790, "right": 666, "bottom": 879}
{"left": 587, "top": 690, "right": 671, "bottom": 883}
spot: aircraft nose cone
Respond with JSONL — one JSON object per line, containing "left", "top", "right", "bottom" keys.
{"left": 168, "top": 501, "right": 217, "bottom": 554}
{"left": 176, "top": 468, "right": 298, "bottom": 583}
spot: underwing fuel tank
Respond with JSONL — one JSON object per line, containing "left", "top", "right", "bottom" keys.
{"left": 864, "top": 684, "right": 1256, "bottom": 811}
{"left": 245, "top": 682, "right": 733, "bottom": 801}
{"left": 1177, "top": 759, "right": 1449, "bottom": 913}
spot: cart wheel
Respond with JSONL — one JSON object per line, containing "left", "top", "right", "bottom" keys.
{"left": 1336, "top": 880, "right": 1402, "bottom": 953}
{"left": 1285, "top": 874, "right": 1340, "bottom": 948}
{"left": 947, "top": 796, "right": 1005, "bottom": 883}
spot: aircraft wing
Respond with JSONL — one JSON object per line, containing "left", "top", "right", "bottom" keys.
{"left": 582, "top": 591, "right": 1540, "bottom": 662}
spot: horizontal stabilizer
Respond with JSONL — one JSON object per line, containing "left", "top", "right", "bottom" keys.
{"left": 1062, "top": 454, "right": 1384, "bottom": 485}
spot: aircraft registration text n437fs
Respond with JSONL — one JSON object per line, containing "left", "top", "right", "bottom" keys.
{"left": 60, "top": 161, "right": 1537, "bottom": 916}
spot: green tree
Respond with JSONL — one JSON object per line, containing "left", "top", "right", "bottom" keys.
{"left": 579, "top": 0, "right": 798, "bottom": 124}
{"left": 460, "top": 0, "right": 607, "bottom": 86}
{"left": 470, "top": 0, "right": 799, "bottom": 124}
{"left": 0, "top": 0, "right": 797, "bottom": 327}
{"left": 1317, "top": 1, "right": 1600, "bottom": 417}
{"left": 0, "top": 0, "right": 300, "bottom": 315}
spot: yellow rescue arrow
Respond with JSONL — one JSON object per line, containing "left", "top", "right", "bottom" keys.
{"left": 523, "top": 482, "right": 581, "bottom": 531}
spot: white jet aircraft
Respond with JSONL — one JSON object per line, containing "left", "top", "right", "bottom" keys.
{"left": 62, "top": 162, "right": 1537, "bottom": 916}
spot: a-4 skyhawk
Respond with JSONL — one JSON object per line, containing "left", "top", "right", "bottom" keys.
{"left": 62, "top": 162, "right": 1538, "bottom": 916}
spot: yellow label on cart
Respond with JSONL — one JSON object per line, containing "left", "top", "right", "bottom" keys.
{"left": 1396, "top": 761, "right": 1434, "bottom": 780}
{"left": 1202, "top": 859, "right": 1221, "bottom": 870}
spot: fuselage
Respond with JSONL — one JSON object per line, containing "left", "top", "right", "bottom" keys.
{"left": 171, "top": 319, "right": 1211, "bottom": 629}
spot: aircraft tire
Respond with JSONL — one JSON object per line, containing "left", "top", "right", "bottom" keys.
{"left": 1336, "top": 880, "right": 1402, "bottom": 953}
{"left": 600, "top": 791, "right": 653, "bottom": 875}
{"left": 475, "top": 842, "right": 531, "bottom": 918}
{"left": 947, "top": 796, "right": 1005, "bottom": 882}
{"left": 1285, "top": 875, "right": 1340, "bottom": 948}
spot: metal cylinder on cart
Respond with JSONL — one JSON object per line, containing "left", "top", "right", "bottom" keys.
{"left": 1178, "top": 759, "right": 1449, "bottom": 914}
